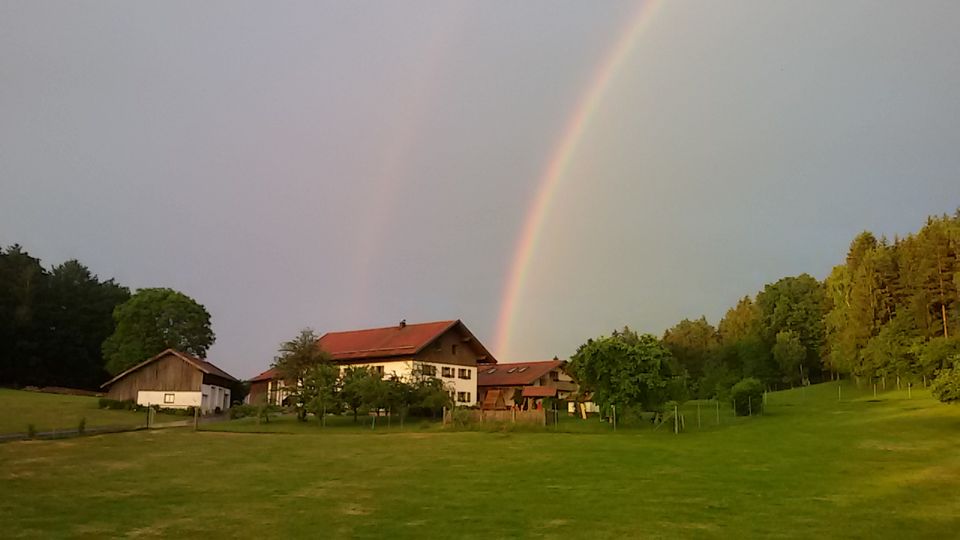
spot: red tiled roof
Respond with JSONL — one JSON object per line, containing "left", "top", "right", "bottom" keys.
{"left": 317, "top": 319, "right": 496, "bottom": 364}
{"left": 477, "top": 360, "right": 563, "bottom": 387}
{"left": 522, "top": 386, "right": 558, "bottom": 398}
{"left": 249, "top": 367, "right": 280, "bottom": 383}
{"left": 100, "top": 348, "right": 238, "bottom": 388}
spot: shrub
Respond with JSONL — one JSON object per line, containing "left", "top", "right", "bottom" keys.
{"left": 27, "top": 424, "right": 36, "bottom": 438}
{"left": 932, "top": 363, "right": 960, "bottom": 403}
{"left": 730, "top": 377, "right": 764, "bottom": 416}
{"left": 78, "top": 417, "right": 86, "bottom": 435}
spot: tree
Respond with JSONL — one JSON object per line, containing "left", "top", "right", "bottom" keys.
{"left": 102, "top": 288, "right": 215, "bottom": 375}
{"left": 772, "top": 331, "right": 805, "bottom": 385}
{"left": 730, "top": 377, "right": 764, "bottom": 416}
{"left": 273, "top": 329, "right": 333, "bottom": 422}
{"left": 0, "top": 245, "right": 47, "bottom": 386}
{"left": 932, "top": 362, "right": 960, "bottom": 403}
{"left": 42, "top": 261, "right": 129, "bottom": 388}
{"left": 340, "top": 366, "right": 378, "bottom": 422}
{"left": 303, "top": 362, "right": 341, "bottom": 426}
{"left": 567, "top": 328, "right": 673, "bottom": 413}
{"left": 756, "top": 274, "right": 828, "bottom": 381}
{"left": 662, "top": 317, "right": 719, "bottom": 396}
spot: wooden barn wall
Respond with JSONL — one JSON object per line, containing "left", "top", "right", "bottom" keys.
{"left": 414, "top": 327, "right": 485, "bottom": 367}
{"left": 105, "top": 354, "right": 202, "bottom": 401}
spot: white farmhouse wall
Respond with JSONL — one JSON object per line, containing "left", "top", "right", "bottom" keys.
{"left": 343, "top": 360, "right": 478, "bottom": 406}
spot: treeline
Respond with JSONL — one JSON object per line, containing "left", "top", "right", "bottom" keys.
{"left": 1, "top": 243, "right": 217, "bottom": 390}
{"left": 659, "top": 211, "right": 960, "bottom": 399}
{"left": 0, "top": 245, "right": 130, "bottom": 388}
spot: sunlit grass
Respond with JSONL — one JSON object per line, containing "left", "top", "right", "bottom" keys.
{"left": 0, "top": 388, "right": 186, "bottom": 434}
{"left": 2, "top": 382, "right": 959, "bottom": 538}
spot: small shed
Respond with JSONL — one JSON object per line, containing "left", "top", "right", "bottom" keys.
{"left": 100, "top": 349, "right": 238, "bottom": 413}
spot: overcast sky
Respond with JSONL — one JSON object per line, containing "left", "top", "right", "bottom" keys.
{"left": 3, "top": 1, "right": 959, "bottom": 378}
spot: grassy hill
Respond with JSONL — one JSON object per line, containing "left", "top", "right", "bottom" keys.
{"left": 1, "top": 382, "right": 959, "bottom": 538}
{"left": 0, "top": 388, "right": 184, "bottom": 434}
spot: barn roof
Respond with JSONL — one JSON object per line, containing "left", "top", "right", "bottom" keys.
{"left": 100, "top": 348, "right": 238, "bottom": 389}
{"left": 249, "top": 367, "right": 281, "bottom": 383}
{"left": 317, "top": 319, "right": 496, "bottom": 364}
{"left": 477, "top": 360, "right": 563, "bottom": 387}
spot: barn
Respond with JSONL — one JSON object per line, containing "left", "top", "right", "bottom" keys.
{"left": 100, "top": 348, "right": 238, "bottom": 413}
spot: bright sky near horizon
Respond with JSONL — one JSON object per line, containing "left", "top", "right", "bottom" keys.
{"left": 2, "top": 1, "right": 959, "bottom": 378}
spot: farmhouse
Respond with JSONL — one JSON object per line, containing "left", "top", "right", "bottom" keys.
{"left": 100, "top": 348, "right": 238, "bottom": 413}
{"left": 248, "top": 319, "right": 496, "bottom": 406}
{"left": 477, "top": 359, "right": 577, "bottom": 410}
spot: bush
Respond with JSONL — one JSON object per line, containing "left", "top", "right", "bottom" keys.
{"left": 27, "top": 424, "right": 36, "bottom": 438}
{"left": 78, "top": 417, "right": 86, "bottom": 434}
{"left": 932, "top": 363, "right": 960, "bottom": 403}
{"left": 730, "top": 377, "right": 764, "bottom": 416}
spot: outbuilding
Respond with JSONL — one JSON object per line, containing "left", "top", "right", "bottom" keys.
{"left": 100, "top": 348, "right": 238, "bottom": 413}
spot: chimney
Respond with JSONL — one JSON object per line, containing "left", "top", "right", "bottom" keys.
{"left": 399, "top": 319, "right": 406, "bottom": 329}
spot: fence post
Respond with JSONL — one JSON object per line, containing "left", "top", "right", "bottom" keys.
{"left": 908, "top": 383, "right": 912, "bottom": 399}
{"left": 193, "top": 406, "right": 199, "bottom": 431}
{"left": 674, "top": 405, "right": 679, "bottom": 434}
{"left": 838, "top": 384, "right": 842, "bottom": 402}
{"left": 716, "top": 399, "right": 720, "bottom": 425}
{"left": 612, "top": 405, "right": 616, "bottom": 432}
{"left": 748, "top": 397, "right": 752, "bottom": 417}
{"left": 697, "top": 401, "right": 701, "bottom": 429}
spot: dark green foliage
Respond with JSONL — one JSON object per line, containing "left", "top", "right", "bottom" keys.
{"left": 102, "top": 288, "right": 215, "bottom": 375}
{"left": 272, "top": 329, "right": 334, "bottom": 421}
{"left": 568, "top": 327, "right": 675, "bottom": 411}
{"left": 26, "top": 424, "right": 36, "bottom": 438}
{"left": 0, "top": 245, "right": 129, "bottom": 389}
{"left": 662, "top": 317, "right": 719, "bottom": 396}
{"left": 932, "top": 363, "right": 960, "bottom": 403}
{"left": 730, "top": 378, "right": 763, "bottom": 416}
{"left": 77, "top": 417, "right": 86, "bottom": 434}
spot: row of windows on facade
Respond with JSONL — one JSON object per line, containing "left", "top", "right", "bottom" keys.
{"left": 453, "top": 391, "right": 471, "bottom": 403}
{"left": 422, "top": 365, "right": 471, "bottom": 379}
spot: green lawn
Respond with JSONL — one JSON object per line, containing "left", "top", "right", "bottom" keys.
{"left": 0, "top": 389, "right": 186, "bottom": 434}
{"left": 2, "top": 382, "right": 959, "bottom": 538}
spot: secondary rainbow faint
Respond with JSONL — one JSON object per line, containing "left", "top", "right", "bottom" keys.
{"left": 493, "top": 0, "right": 662, "bottom": 359}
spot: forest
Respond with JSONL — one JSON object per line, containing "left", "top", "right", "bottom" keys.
{"left": 651, "top": 211, "right": 960, "bottom": 403}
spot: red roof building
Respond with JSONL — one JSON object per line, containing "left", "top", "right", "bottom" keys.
{"left": 477, "top": 359, "right": 577, "bottom": 410}
{"left": 248, "top": 319, "right": 496, "bottom": 407}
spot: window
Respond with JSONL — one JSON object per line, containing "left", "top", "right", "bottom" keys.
{"left": 550, "top": 371, "right": 560, "bottom": 382}
{"left": 507, "top": 367, "right": 518, "bottom": 373}
{"left": 451, "top": 344, "right": 458, "bottom": 355}
{"left": 457, "top": 391, "right": 471, "bottom": 403}
{"left": 372, "top": 366, "right": 384, "bottom": 377}
{"left": 517, "top": 367, "right": 528, "bottom": 373}
{"left": 421, "top": 364, "right": 437, "bottom": 377}
{"left": 486, "top": 367, "right": 497, "bottom": 374}
{"left": 458, "top": 368, "right": 471, "bottom": 380}
{"left": 442, "top": 366, "right": 454, "bottom": 378}
{"left": 163, "top": 393, "right": 175, "bottom": 404}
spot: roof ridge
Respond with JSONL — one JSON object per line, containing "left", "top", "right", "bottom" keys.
{"left": 321, "top": 319, "right": 457, "bottom": 336}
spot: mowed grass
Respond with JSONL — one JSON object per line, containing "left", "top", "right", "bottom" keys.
{"left": 2, "top": 383, "right": 960, "bottom": 539}
{"left": 0, "top": 389, "right": 185, "bottom": 434}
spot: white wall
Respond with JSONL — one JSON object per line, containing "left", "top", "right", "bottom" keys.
{"left": 343, "top": 360, "right": 478, "bottom": 406}
{"left": 201, "top": 384, "right": 231, "bottom": 413}
{"left": 137, "top": 390, "right": 200, "bottom": 409}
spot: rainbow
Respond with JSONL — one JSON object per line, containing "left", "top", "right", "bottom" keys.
{"left": 493, "top": 1, "right": 662, "bottom": 359}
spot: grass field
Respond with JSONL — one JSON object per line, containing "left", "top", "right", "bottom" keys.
{"left": 2, "top": 382, "right": 960, "bottom": 538}
{"left": 0, "top": 389, "right": 186, "bottom": 434}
